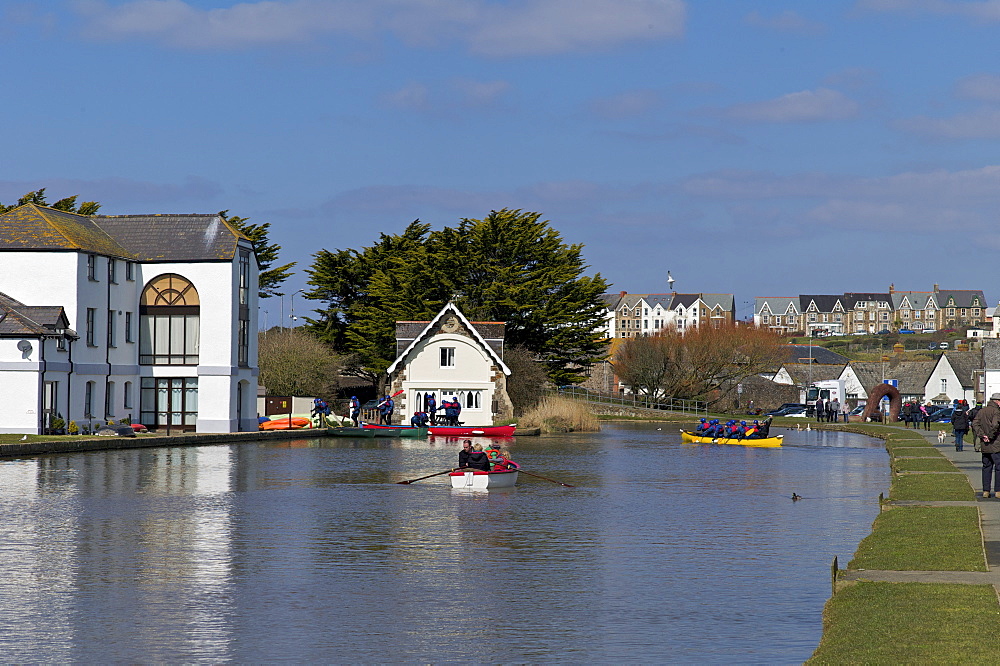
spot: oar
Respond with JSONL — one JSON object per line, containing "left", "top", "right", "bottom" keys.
{"left": 516, "top": 468, "right": 575, "bottom": 488}
{"left": 397, "top": 469, "right": 455, "bottom": 485}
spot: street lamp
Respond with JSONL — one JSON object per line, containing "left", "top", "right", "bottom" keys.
{"left": 289, "top": 289, "right": 305, "bottom": 326}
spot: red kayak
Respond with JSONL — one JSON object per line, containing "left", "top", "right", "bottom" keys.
{"left": 427, "top": 424, "right": 516, "bottom": 437}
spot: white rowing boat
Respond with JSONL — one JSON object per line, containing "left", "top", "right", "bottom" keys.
{"left": 449, "top": 466, "right": 519, "bottom": 489}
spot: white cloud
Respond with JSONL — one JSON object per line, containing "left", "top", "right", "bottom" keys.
{"left": 381, "top": 78, "right": 511, "bottom": 113}
{"left": 724, "top": 88, "right": 860, "bottom": 123}
{"left": 955, "top": 73, "right": 1000, "bottom": 101}
{"left": 857, "top": 0, "right": 1000, "bottom": 21}
{"left": 896, "top": 107, "right": 1000, "bottom": 138}
{"left": 71, "top": 0, "right": 686, "bottom": 54}
{"left": 743, "top": 10, "right": 824, "bottom": 34}
{"left": 382, "top": 82, "right": 432, "bottom": 111}
{"left": 589, "top": 89, "right": 663, "bottom": 119}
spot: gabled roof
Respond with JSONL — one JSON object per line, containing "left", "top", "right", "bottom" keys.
{"left": 643, "top": 293, "right": 674, "bottom": 310}
{"left": 94, "top": 214, "right": 249, "bottom": 262}
{"left": 700, "top": 293, "right": 734, "bottom": 311}
{"left": 844, "top": 293, "right": 891, "bottom": 308}
{"left": 386, "top": 302, "right": 511, "bottom": 375}
{"left": 0, "top": 292, "right": 71, "bottom": 336}
{"left": 599, "top": 293, "right": 624, "bottom": 310}
{"left": 0, "top": 204, "right": 250, "bottom": 262}
{"left": 0, "top": 204, "right": 134, "bottom": 258}
{"left": 780, "top": 363, "right": 847, "bottom": 385}
{"left": 756, "top": 297, "right": 799, "bottom": 316}
{"left": 850, "top": 360, "right": 934, "bottom": 396}
{"left": 671, "top": 293, "right": 700, "bottom": 309}
{"left": 799, "top": 295, "right": 843, "bottom": 313}
{"left": 784, "top": 344, "right": 850, "bottom": 365}
{"left": 891, "top": 291, "right": 935, "bottom": 310}
{"left": 937, "top": 289, "right": 987, "bottom": 308}
{"left": 939, "top": 351, "right": 981, "bottom": 389}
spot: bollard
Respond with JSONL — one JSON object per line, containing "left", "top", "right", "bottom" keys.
{"left": 831, "top": 555, "right": 839, "bottom": 596}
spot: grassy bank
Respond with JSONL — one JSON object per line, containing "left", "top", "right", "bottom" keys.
{"left": 849, "top": 506, "right": 984, "bottom": 571}
{"left": 809, "top": 582, "right": 1000, "bottom": 664}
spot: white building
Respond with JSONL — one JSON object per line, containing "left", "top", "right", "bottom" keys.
{"left": 0, "top": 204, "right": 258, "bottom": 434}
{"left": 386, "top": 303, "right": 513, "bottom": 425}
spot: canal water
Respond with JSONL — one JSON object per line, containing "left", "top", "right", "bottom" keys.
{"left": 0, "top": 423, "right": 887, "bottom": 663}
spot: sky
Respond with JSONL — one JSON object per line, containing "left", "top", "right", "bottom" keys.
{"left": 4, "top": 0, "right": 1000, "bottom": 323}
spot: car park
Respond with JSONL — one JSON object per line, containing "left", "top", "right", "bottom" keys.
{"left": 932, "top": 407, "right": 956, "bottom": 423}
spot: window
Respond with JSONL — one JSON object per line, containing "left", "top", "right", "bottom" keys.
{"left": 139, "top": 274, "right": 200, "bottom": 365}
{"left": 107, "top": 309, "right": 116, "bottom": 348}
{"left": 238, "top": 319, "right": 250, "bottom": 367}
{"left": 56, "top": 336, "right": 66, "bottom": 351}
{"left": 948, "top": 308, "right": 956, "bottom": 317}
{"left": 108, "top": 258, "right": 117, "bottom": 284}
{"left": 126, "top": 261, "right": 135, "bottom": 281}
{"left": 808, "top": 314, "right": 817, "bottom": 322}
{"left": 762, "top": 315, "right": 770, "bottom": 324}
{"left": 86, "top": 308, "right": 96, "bottom": 346}
{"left": 124, "top": 381, "right": 133, "bottom": 410}
{"left": 239, "top": 250, "right": 251, "bottom": 306}
{"left": 84, "top": 381, "right": 95, "bottom": 418}
{"left": 87, "top": 255, "right": 97, "bottom": 281}
{"left": 105, "top": 381, "right": 115, "bottom": 418}
{"left": 941, "top": 379, "right": 947, "bottom": 394}
{"left": 774, "top": 316, "right": 781, "bottom": 324}
{"left": 125, "top": 311, "right": 134, "bottom": 343}
{"left": 440, "top": 347, "right": 455, "bottom": 367}
{"left": 140, "top": 377, "right": 199, "bottom": 429}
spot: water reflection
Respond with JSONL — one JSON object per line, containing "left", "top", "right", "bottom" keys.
{"left": 0, "top": 425, "right": 887, "bottom": 663}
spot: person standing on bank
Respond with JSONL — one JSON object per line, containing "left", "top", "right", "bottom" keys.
{"left": 828, "top": 398, "right": 840, "bottom": 423}
{"left": 815, "top": 397, "right": 824, "bottom": 422}
{"left": 972, "top": 393, "right": 1000, "bottom": 498}
{"left": 952, "top": 405, "right": 970, "bottom": 452}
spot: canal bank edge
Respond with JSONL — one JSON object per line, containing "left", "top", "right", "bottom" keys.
{"left": 0, "top": 427, "right": 543, "bottom": 458}
{"left": 809, "top": 423, "right": 1000, "bottom": 663}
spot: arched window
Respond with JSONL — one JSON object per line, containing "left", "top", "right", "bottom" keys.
{"left": 139, "top": 274, "right": 200, "bottom": 365}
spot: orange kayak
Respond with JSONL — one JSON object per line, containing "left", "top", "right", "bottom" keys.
{"left": 260, "top": 417, "right": 312, "bottom": 430}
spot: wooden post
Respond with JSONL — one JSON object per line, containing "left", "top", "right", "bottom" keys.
{"left": 831, "top": 555, "right": 839, "bottom": 596}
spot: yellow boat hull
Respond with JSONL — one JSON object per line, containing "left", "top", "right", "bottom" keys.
{"left": 680, "top": 430, "right": 783, "bottom": 448}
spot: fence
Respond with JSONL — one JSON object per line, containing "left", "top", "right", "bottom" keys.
{"left": 555, "top": 386, "right": 709, "bottom": 417}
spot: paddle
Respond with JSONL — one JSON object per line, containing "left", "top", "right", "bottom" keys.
{"left": 516, "top": 468, "right": 575, "bottom": 488}
{"left": 397, "top": 469, "right": 455, "bottom": 485}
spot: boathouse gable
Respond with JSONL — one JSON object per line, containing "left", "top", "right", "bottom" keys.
{"left": 387, "top": 303, "right": 513, "bottom": 425}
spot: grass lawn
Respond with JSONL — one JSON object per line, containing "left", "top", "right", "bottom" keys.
{"left": 890, "top": 446, "right": 944, "bottom": 458}
{"left": 809, "top": 582, "right": 1000, "bottom": 664}
{"left": 890, "top": 473, "right": 975, "bottom": 501}
{"left": 849, "top": 506, "right": 984, "bottom": 571}
{"left": 893, "top": 458, "right": 962, "bottom": 472}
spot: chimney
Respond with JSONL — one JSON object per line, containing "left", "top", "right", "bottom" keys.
{"left": 933, "top": 283, "right": 939, "bottom": 292}
{"left": 889, "top": 283, "right": 894, "bottom": 294}
{"left": 619, "top": 291, "right": 627, "bottom": 298}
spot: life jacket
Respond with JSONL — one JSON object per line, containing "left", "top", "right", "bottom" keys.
{"left": 350, "top": 398, "right": 360, "bottom": 411}
{"left": 744, "top": 427, "right": 758, "bottom": 438}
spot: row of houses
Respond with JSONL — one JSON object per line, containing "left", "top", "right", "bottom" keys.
{"left": 765, "top": 343, "right": 995, "bottom": 408}
{"left": 601, "top": 291, "right": 735, "bottom": 338}
{"left": 755, "top": 285, "right": 988, "bottom": 337}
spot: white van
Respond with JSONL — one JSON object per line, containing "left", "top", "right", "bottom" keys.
{"left": 939, "top": 341, "right": 949, "bottom": 349}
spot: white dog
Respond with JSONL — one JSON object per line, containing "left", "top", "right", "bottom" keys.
{"left": 937, "top": 430, "right": 946, "bottom": 444}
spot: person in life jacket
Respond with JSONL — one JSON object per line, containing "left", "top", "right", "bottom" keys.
{"left": 696, "top": 418, "right": 708, "bottom": 433}
{"left": 744, "top": 420, "right": 759, "bottom": 438}
{"left": 452, "top": 396, "right": 462, "bottom": 425}
{"left": 708, "top": 419, "right": 722, "bottom": 437}
{"left": 349, "top": 396, "right": 361, "bottom": 426}
{"left": 378, "top": 395, "right": 395, "bottom": 425}
{"left": 758, "top": 415, "right": 772, "bottom": 438}
{"left": 425, "top": 393, "right": 437, "bottom": 425}
{"left": 411, "top": 411, "right": 429, "bottom": 427}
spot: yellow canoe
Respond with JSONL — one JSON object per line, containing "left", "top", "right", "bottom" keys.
{"left": 680, "top": 429, "right": 783, "bottom": 448}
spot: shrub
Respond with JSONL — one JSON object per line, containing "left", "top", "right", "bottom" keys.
{"left": 68, "top": 421, "right": 79, "bottom": 435}
{"left": 517, "top": 395, "right": 599, "bottom": 433}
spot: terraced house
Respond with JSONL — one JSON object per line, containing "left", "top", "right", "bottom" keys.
{"left": 756, "top": 285, "right": 986, "bottom": 335}
{"left": 0, "top": 204, "right": 259, "bottom": 435}
{"left": 603, "top": 291, "right": 735, "bottom": 338}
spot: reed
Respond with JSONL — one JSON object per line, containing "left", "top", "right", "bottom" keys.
{"left": 517, "top": 396, "right": 600, "bottom": 433}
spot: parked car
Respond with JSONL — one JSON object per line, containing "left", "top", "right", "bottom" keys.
{"left": 899, "top": 329, "right": 915, "bottom": 334}
{"left": 939, "top": 341, "right": 949, "bottom": 349}
{"left": 784, "top": 407, "right": 809, "bottom": 418}
{"left": 932, "top": 407, "right": 956, "bottom": 423}
{"left": 766, "top": 403, "right": 806, "bottom": 416}
{"left": 876, "top": 329, "right": 891, "bottom": 335}
{"left": 849, "top": 405, "right": 865, "bottom": 416}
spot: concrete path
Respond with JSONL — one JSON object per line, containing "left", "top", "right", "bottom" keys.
{"left": 841, "top": 427, "right": 1000, "bottom": 588}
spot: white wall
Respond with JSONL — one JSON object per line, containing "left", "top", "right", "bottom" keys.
{"left": 399, "top": 333, "right": 499, "bottom": 422}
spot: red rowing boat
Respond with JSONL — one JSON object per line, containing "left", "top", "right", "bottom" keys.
{"left": 427, "top": 424, "right": 516, "bottom": 437}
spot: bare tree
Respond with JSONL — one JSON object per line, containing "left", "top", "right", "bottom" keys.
{"left": 613, "top": 325, "right": 785, "bottom": 406}
{"left": 258, "top": 328, "right": 343, "bottom": 398}
{"left": 504, "top": 346, "right": 551, "bottom": 415}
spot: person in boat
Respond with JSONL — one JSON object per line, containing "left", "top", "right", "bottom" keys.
{"left": 467, "top": 443, "right": 491, "bottom": 471}
{"left": 349, "top": 396, "right": 361, "bottom": 427}
{"left": 695, "top": 418, "right": 709, "bottom": 434}
{"left": 458, "top": 439, "right": 473, "bottom": 468}
{"left": 758, "top": 415, "right": 772, "bottom": 438}
{"left": 411, "top": 411, "right": 429, "bottom": 427}
{"left": 378, "top": 395, "right": 395, "bottom": 425}
{"left": 743, "top": 420, "right": 759, "bottom": 439}
{"left": 490, "top": 447, "right": 514, "bottom": 470}
{"left": 425, "top": 393, "right": 437, "bottom": 425}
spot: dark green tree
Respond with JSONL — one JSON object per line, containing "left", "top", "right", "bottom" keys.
{"left": 305, "top": 209, "right": 609, "bottom": 385}
{"left": 0, "top": 188, "right": 101, "bottom": 215}
{"left": 219, "top": 211, "right": 295, "bottom": 299}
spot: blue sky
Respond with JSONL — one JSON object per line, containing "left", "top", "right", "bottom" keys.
{"left": 4, "top": 0, "right": 1000, "bottom": 322}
